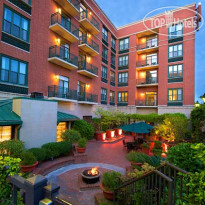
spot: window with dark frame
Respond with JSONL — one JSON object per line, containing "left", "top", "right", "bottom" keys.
{"left": 102, "top": 26, "right": 108, "bottom": 42}
{"left": 118, "top": 91, "right": 128, "bottom": 102}
{"left": 102, "top": 46, "right": 108, "bottom": 60}
{"left": 118, "top": 55, "right": 128, "bottom": 67}
{"left": 101, "top": 88, "right": 107, "bottom": 102}
{"left": 118, "top": 72, "right": 128, "bottom": 84}
{"left": 110, "top": 90, "right": 115, "bottom": 103}
{"left": 101, "top": 65, "right": 107, "bottom": 80}
{"left": 168, "top": 44, "right": 183, "bottom": 58}
{"left": 168, "top": 64, "right": 183, "bottom": 79}
{"left": 168, "top": 88, "right": 183, "bottom": 102}
{"left": 168, "top": 23, "right": 183, "bottom": 39}
{"left": 119, "top": 38, "right": 129, "bottom": 51}
{"left": 111, "top": 36, "right": 116, "bottom": 50}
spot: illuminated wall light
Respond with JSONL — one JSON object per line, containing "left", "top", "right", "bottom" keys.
{"left": 141, "top": 38, "right": 146, "bottom": 43}
{"left": 87, "top": 33, "right": 91, "bottom": 38}
{"left": 89, "top": 11, "right": 92, "bottom": 15}
{"left": 56, "top": 38, "right": 61, "bottom": 45}
{"left": 86, "top": 56, "right": 91, "bottom": 63}
{"left": 56, "top": 8, "right": 62, "bottom": 14}
{"left": 55, "top": 75, "right": 59, "bottom": 80}
{"left": 140, "top": 72, "right": 146, "bottom": 78}
{"left": 142, "top": 55, "right": 146, "bottom": 60}
{"left": 86, "top": 84, "right": 90, "bottom": 89}
{"left": 140, "top": 93, "right": 145, "bottom": 97}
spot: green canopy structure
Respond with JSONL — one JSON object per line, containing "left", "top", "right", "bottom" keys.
{"left": 120, "top": 122, "right": 153, "bottom": 134}
{"left": 57, "top": 111, "right": 79, "bottom": 124}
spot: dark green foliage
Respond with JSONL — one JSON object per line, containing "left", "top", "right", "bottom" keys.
{"left": 20, "top": 151, "right": 37, "bottom": 166}
{"left": 41, "top": 141, "right": 72, "bottom": 159}
{"left": 167, "top": 143, "right": 204, "bottom": 173}
{"left": 102, "top": 171, "right": 122, "bottom": 191}
{"left": 0, "top": 156, "right": 22, "bottom": 204}
{"left": 73, "top": 120, "right": 94, "bottom": 140}
{"left": 77, "top": 138, "right": 87, "bottom": 148}
{"left": 0, "top": 140, "right": 24, "bottom": 158}
{"left": 61, "top": 129, "right": 81, "bottom": 143}
{"left": 142, "top": 142, "right": 150, "bottom": 148}
{"left": 28, "top": 148, "right": 47, "bottom": 162}
{"left": 190, "top": 104, "right": 205, "bottom": 142}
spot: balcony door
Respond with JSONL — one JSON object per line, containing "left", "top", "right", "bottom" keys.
{"left": 146, "top": 54, "right": 157, "bottom": 66}
{"left": 58, "top": 76, "right": 69, "bottom": 98}
{"left": 77, "top": 81, "right": 86, "bottom": 100}
{"left": 79, "top": 52, "right": 86, "bottom": 69}
{"left": 146, "top": 70, "right": 157, "bottom": 84}
{"left": 61, "top": 14, "right": 71, "bottom": 31}
{"left": 146, "top": 36, "right": 157, "bottom": 48}
{"left": 145, "top": 92, "right": 157, "bottom": 106}
{"left": 60, "top": 42, "right": 70, "bottom": 61}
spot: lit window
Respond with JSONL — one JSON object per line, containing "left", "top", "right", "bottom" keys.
{"left": 168, "top": 88, "right": 183, "bottom": 102}
{"left": 0, "top": 126, "right": 12, "bottom": 142}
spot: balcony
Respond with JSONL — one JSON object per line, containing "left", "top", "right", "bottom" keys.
{"left": 79, "top": 9, "right": 100, "bottom": 34}
{"left": 79, "top": 34, "right": 99, "bottom": 56}
{"left": 136, "top": 56, "right": 158, "bottom": 70}
{"left": 136, "top": 77, "right": 158, "bottom": 87}
{"left": 49, "top": 13, "right": 79, "bottom": 43}
{"left": 78, "top": 92, "right": 98, "bottom": 104}
{"left": 78, "top": 60, "right": 98, "bottom": 78}
{"left": 48, "top": 45, "right": 78, "bottom": 70}
{"left": 54, "top": 0, "right": 80, "bottom": 17}
{"left": 136, "top": 99, "right": 158, "bottom": 107}
{"left": 137, "top": 41, "right": 158, "bottom": 54}
{"left": 48, "top": 85, "right": 77, "bottom": 102}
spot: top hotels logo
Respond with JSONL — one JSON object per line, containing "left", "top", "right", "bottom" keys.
{"left": 143, "top": 5, "right": 204, "bottom": 37}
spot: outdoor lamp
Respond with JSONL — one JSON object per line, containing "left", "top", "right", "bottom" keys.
{"left": 195, "top": 101, "right": 200, "bottom": 107}
{"left": 200, "top": 93, "right": 205, "bottom": 103}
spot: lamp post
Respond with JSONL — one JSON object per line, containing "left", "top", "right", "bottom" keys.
{"left": 200, "top": 93, "right": 205, "bottom": 104}
{"left": 195, "top": 101, "right": 200, "bottom": 108}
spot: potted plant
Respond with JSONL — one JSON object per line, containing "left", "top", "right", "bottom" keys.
{"left": 100, "top": 171, "right": 122, "bottom": 200}
{"left": 152, "top": 140, "right": 163, "bottom": 156}
{"left": 142, "top": 143, "right": 150, "bottom": 155}
{"left": 92, "top": 118, "right": 106, "bottom": 141}
{"left": 126, "top": 151, "right": 149, "bottom": 167}
{"left": 114, "top": 128, "right": 122, "bottom": 136}
{"left": 20, "top": 151, "right": 38, "bottom": 173}
{"left": 76, "top": 138, "right": 87, "bottom": 153}
{"left": 106, "top": 129, "right": 115, "bottom": 138}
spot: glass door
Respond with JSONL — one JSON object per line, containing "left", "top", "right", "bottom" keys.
{"left": 60, "top": 42, "right": 70, "bottom": 61}
{"left": 61, "top": 14, "right": 71, "bottom": 31}
{"left": 77, "top": 81, "right": 86, "bottom": 100}
{"left": 58, "top": 76, "right": 69, "bottom": 98}
{"left": 79, "top": 52, "right": 86, "bottom": 70}
{"left": 145, "top": 92, "right": 157, "bottom": 106}
{"left": 146, "top": 54, "right": 157, "bottom": 65}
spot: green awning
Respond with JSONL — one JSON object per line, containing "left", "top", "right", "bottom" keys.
{"left": 57, "top": 111, "right": 79, "bottom": 124}
{"left": 120, "top": 122, "right": 154, "bottom": 134}
{"left": 0, "top": 100, "right": 22, "bottom": 126}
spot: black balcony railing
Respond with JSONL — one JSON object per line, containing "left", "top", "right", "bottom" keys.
{"left": 78, "top": 60, "right": 98, "bottom": 76}
{"left": 50, "top": 13, "right": 79, "bottom": 38}
{"left": 137, "top": 39, "right": 158, "bottom": 50}
{"left": 48, "top": 85, "right": 77, "bottom": 100}
{"left": 137, "top": 77, "right": 158, "bottom": 85}
{"left": 68, "top": 0, "right": 80, "bottom": 11}
{"left": 79, "top": 34, "right": 99, "bottom": 53}
{"left": 136, "top": 98, "right": 158, "bottom": 106}
{"left": 78, "top": 92, "right": 98, "bottom": 103}
{"left": 49, "top": 45, "right": 78, "bottom": 66}
{"left": 80, "top": 9, "right": 100, "bottom": 31}
{"left": 136, "top": 56, "right": 158, "bottom": 67}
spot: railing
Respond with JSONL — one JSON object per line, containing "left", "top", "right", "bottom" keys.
{"left": 50, "top": 12, "right": 79, "bottom": 38}
{"left": 49, "top": 45, "right": 78, "bottom": 66}
{"left": 137, "top": 39, "right": 158, "bottom": 50}
{"left": 78, "top": 92, "right": 98, "bottom": 103}
{"left": 79, "top": 34, "right": 99, "bottom": 53}
{"left": 78, "top": 60, "right": 98, "bottom": 76}
{"left": 136, "top": 56, "right": 158, "bottom": 67}
{"left": 48, "top": 85, "right": 77, "bottom": 100}
{"left": 137, "top": 77, "right": 158, "bottom": 85}
{"left": 114, "top": 163, "right": 189, "bottom": 205}
{"left": 136, "top": 99, "right": 158, "bottom": 106}
{"left": 68, "top": 0, "right": 80, "bottom": 11}
{"left": 80, "top": 9, "right": 100, "bottom": 30}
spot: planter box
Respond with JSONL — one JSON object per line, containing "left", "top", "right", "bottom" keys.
{"left": 114, "top": 128, "right": 122, "bottom": 136}
{"left": 96, "top": 132, "right": 106, "bottom": 141}
{"left": 20, "top": 161, "right": 38, "bottom": 173}
{"left": 106, "top": 130, "right": 115, "bottom": 138}
{"left": 100, "top": 183, "right": 114, "bottom": 201}
{"left": 76, "top": 147, "right": 86, "bottom": 153}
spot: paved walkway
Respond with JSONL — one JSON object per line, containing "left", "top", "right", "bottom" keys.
{"left": 45, "top": 135, "right": 133, "bottom": 205}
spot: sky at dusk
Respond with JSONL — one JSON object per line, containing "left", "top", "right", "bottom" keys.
{"left": 95, "top": 0, "right": 205, "bottom": 102}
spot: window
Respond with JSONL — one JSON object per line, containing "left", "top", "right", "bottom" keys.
{"left": 146, "top": 54, "right": 158, "bottom": 65}
{"left": 3, "top": 7, "right": 30, "bottom": 42}
{"left": 110, "top": 91, "right": 115, "bottom": 103}
{"left": 169, "top": 44, "right": 183, "bottom": 58}
{"left": 56, "top": 122, "right": 67, "bottom": 142}
{"left": 0, "top": 56, "right": 28, "bottom": 86}
{"left": 118, "top": 92, "right": 128, "bottom": 102}
{"left": 102, "top": 26, "right": 108, "bottom": 42}
{"left": 110, "top": 71, "right": 115, "bottom": 83}
{"left": 146, "top": 36, "right": 158, "bottom": 48}
{"left": 58, "top": 76, "right": 69, "bottom": 98}
{"left": 111, "top": 53, "right": 116, "bottom": 66}
{"left": 118, "top": 72, "right": 128, "bottom": 84}
{"left": 101, "top": 65, "right": 107, "bottom": 80}
{"left": 118, "top": 55, "right": 128, "bottom": 67}
{"left": 169, "top": 23, "right": 183, "bottom": 39}
{"left": 168, "top": 88, "right": 183, "bottom": 102}
{"left": 168, "top": 64, "right": 183, "bottom": 78}
{"left": 119, "top": 38, "right": 129, "bottom": 51}
{"left": 0, "top": 126, "right": 12, "bottom": 142}
{"left": 102, "top": 46, "right": 108, "bottom": 60}
{"left": 111, "top": 36, "right": 116, "bottom": 50}
{"left": 101, "top": 88, "right": 107, "bottom": 102}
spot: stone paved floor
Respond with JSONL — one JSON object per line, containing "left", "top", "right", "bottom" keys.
{"left": 46, "top": 135, "right": 133, "bottom": 205}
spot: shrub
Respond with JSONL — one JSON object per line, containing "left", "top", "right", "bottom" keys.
{"left": 21, "top": 151, "right": 37, "bottom": 166}
{"left": 61, "top": 129, "right": 81, "bottom": 143}
{"left": 0, "top": 140, "right": 24, "bottom": 158}
{"left": 154, "top": 140, "right": 162, "bottom": 149}
{"left": 77, "top": 138, "right": 87, "bottom": 148}
{"left": 142, "top": 143, "right": 150, "bottom": 148}
{"left": 42, "top": 141, "right": 72, "bottom": 159}
{"left": 0, "top": 156, "right": 22, "bottom": 204}
{"left": 28, "top": 148, "right": 47, "bottom": 162}
{"left": 102, "top": 171, "right": 122, "bottom": 191}
{"left": 167, "top": 143, "right": 204, "bottom": 173}
{"left": 73, "top": 120, "right": 94, "bottom": 140}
